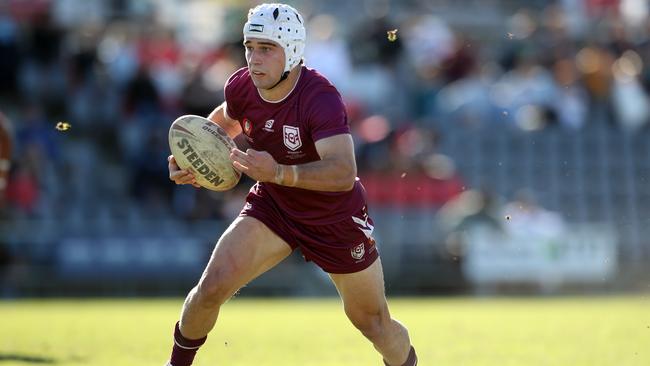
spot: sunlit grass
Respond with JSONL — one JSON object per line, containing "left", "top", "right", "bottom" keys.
{"left": 0, "top": 296, "right": 648, "bottom": 365}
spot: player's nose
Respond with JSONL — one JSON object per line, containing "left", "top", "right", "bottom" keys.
{"left": 247, "top": 51, "right": 262, "bottom": 65}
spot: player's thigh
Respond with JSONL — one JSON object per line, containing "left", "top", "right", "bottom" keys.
{"left": 200, "top": 215, "right": 292, "bottom": 291}
{"left": 329, "top": 258, "right": 389, "bottom": 320}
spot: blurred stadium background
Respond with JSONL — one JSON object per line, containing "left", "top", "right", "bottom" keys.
{"left": 1, "top": 0, "right": 650, "bottom": 298}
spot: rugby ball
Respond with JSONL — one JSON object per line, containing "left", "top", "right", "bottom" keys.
{"left": 168, "top": 115, "right": 241, "bottom": 191}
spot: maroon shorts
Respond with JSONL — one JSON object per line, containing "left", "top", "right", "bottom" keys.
{"left": 239, "top": 192, "right": 379, "bottom": 274}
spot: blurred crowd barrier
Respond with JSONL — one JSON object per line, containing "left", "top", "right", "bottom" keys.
{"left": 1, "top": 0, "right": 650, "bottom": 296}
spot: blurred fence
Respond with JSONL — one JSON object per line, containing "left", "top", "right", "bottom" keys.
{"left": 438, "top": 119, "right": 650, "bottom": 263}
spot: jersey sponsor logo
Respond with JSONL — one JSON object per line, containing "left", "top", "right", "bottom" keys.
{"left": 263, "top": 119, "right": 274, "bottom": 132}
{"left": 243, "top": 118, "right": 252, "bottom": 136}
{"left": 283, "top": 125, "right": 302, "bottom": 151}
{"left": 351, "top": 243, "right": 365, "bottom": 260}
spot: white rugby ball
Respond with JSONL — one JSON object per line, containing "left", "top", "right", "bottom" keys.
{"left": 168, "top": 115, "right": 241, "bottom": 191}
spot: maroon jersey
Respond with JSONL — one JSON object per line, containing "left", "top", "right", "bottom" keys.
{"left": 224, "top": 66, "right": 367, "bottom": 225}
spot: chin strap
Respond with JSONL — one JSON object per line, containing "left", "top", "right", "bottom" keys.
{"left": 268, "top": 70, "right": 290, "bottom": 90}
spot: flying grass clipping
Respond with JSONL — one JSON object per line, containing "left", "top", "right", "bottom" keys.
{"left": 387, "top": 29, "right": 398, "bottom": 42}
{"left": 56, "top": 121, "right": 71, "bottom": 131}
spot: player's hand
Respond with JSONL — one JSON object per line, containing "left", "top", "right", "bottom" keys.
{"left": 230, "top": 148, "right": 277, "bottom": 183}
{"left": 168, "top": 155, "right": 200, "bottom": 188}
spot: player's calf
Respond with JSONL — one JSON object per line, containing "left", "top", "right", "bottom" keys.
{"left": 345, "top": 306, "right": 414, "bottom": 365}
{"left": 167, "top": 271, "right": 242, "bottom": 366}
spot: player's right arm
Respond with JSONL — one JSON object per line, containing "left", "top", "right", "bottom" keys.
{"left": 207, "top": 101, "right": 242, "bottom": 139}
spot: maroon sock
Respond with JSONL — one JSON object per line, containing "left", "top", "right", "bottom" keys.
{"left": 384, "top": 346, "right": 417, "bottom": 366}
{"left": 169, "top": 321, "right": 207, "bottom": 366}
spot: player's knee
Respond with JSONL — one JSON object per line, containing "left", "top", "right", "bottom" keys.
{"left": 196, "top": 267, "right": 240, "bottom": 308}
{"left": 347, "top": 305, "right": 389, "bottom": 341}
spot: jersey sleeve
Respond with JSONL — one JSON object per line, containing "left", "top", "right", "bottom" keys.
{"left": 307, "top": 91, "right": 350, "bottom": 142}
{"left": 223, "top": 68, "right": 248, "bottom": 121}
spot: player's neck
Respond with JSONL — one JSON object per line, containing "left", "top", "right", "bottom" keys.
{"left": 258, "top": 66, "right": 302, "bottom": 103}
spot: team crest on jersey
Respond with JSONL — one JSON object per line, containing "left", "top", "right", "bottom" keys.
{"left": 263, "top": 119, "right": 274, "bottom": 132}
{"left": 283, "top": 125, "right": 302, "bottom": 151}
{"left": 351, "top": 243, "right": 365, "bottom": 260}
{"left": 243, "top": 118, "right": 252, "bottom": 136}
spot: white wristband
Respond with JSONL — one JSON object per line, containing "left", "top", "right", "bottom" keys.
{"left": 274, "top": 164, "right": 284, "bottom": 185}
{"left": 288, "top": 165, "right": 298, "bottom": 187}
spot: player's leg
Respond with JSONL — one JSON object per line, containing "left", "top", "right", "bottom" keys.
{"left": 169, "top": 216, "right": 292, "bottom": 366}
{"left": 329, "top": 258, "right": 417, "bottom": 366}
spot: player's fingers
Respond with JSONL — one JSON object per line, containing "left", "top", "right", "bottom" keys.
{"left": 182, "top": 176, "right": 197, "bottom": 185}
{"left": 192, "top": 183, "right": 201, "bottom": 188}
{"left": 246, "top": 148, "right": 262, "bottom": 157}
{"left": 230, "top": 154, "right": 250, "bottom": 167}
{"left": 169, "top": 169, "right": 185, "bottom": 180}
{"left": 170, "top": 170, "right": 195, "bottom": 184}
{"left": 230, "top": 150, "right": 253, "bottom": 166}
{"left": 232, "top": 160, "right": 249, "bottom": 172}
{"left": 175, "top": 178, "right": 197, "bottom": 186}
{"left": 247, "top": 149, "right": 271, "bottom": 162}
{"left": 180, "top": 170, "right": 197, "bottom": 183}
{"left": 230, "top": 148, "right": 248, "bottom": 157}
{"left": 168, "top": 157, "right": 180, "bottom": 170}
{"left": 230, "top": 148, "right": 253, "bottom": 161}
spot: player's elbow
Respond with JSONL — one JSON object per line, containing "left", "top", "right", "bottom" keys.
{"left": 338, "top": 161, "right": 357, "bottom": 191}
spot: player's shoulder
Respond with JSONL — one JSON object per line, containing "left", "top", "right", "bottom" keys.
{"left": 301, "top": 66, "right": 338, "bottom": 93}
{"left": 299, "top": 67, "right": 343, "bottom": 104}
{"left": 224, "top": 67, "right": 253, "bottom": 108}
{"left": 225, "top": 66, "right": 252, "bottom": 90}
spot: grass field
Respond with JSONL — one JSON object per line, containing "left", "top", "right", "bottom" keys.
{"left": 0, "top": 296, "right": 648, "bottom": 366}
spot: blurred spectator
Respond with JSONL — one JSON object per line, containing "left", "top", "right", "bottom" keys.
{"left": 401, "top": 14, "right": 454, "bottom": 81}
{"left": 124, "top": 65, "right": 161, "bottom": 117}
{"left": 610, "top": 50, "right": 649, "bottom": 131}
{"left": 0, "top": 12, "right": 20, "bottom": 98}
{"left": 362, "top": 136, "right": 465, "bottom": 208}
{"left": 439, "top": 34, "right": 478, "bottom": 84}
{"left": 576, "top": 45, "right": 615, "bottom": 119}
{"left": 435, "top": 63, "right": 494, "bottom": 129}
{"left": 304, "top": 13, "right": 353, "bottom": 92}
{"left": 435, "top": 188, "right": 503, "bottom": 260}
{"left": 5, "top": 161, "right": 40, "bottom": 217}
{"left": 348, "top": 15, "right": 403, "bottom": 68}
{"left": 19, "top": 11, "right": 66, "bottom": 115}
{"left": 551, "top": 57, "right": 588, "bottom": 129}
{"left": 491, "top": 48, "right": 559, "bottom": 130}
{"left": 0, "top": 111, "right": 12, "bottom": 211}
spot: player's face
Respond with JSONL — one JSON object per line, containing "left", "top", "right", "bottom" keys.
{"left": 244, "top": 38, "right": 286, "bottom": 89}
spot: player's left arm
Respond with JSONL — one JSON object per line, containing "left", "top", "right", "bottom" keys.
{"left": 230, "top": 133, "right": 357, "bottom": 192}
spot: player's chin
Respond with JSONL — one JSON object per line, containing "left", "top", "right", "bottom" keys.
{"left": 251, "top": 78, "right": 272, "bottom": 89}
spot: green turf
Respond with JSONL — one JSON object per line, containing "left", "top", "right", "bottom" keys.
{"left": 0, "top": 296, "right": 648, "bottom": 365}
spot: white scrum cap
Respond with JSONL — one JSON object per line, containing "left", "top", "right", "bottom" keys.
{"left": 243, "top": 3, "right": 306, "bottom": 74}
